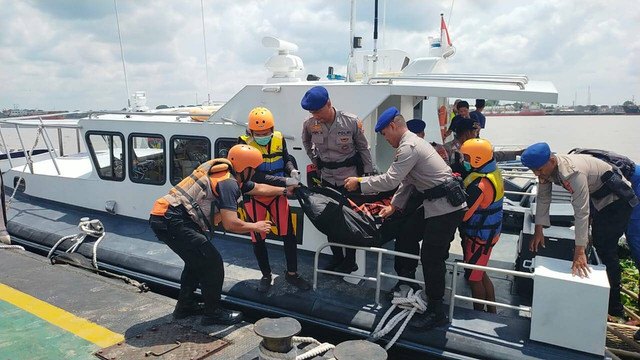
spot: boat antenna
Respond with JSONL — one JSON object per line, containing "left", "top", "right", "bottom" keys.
{"left": 447, "top": 0, "right": 455, "bottom": 29}
{"left": 200, "top": 0, "right": 211, "bottom": 105}
{"left": 113, "top": 0, "right": 131, "bottom": 110}
{"left": 372, "top": 0, "right": 379, "bottom": 77}
{"left": 382, "top": 0, "right": 387, "bottom": 49}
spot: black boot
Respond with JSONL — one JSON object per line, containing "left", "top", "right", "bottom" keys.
{"left": 173, "top": 287, "right": 204, "bottom": 320}
{"left": 334, "top": 259, "right": 358, "bottom": 274}
{"left": 258, "top": 274, "right": 272, "bottom": 293}
{"left": 409, "top": 299, "right": 448, "bottom": 330}
{"left": 201, "top": 308, "right": 243, "bottom": 326}
{"left": 324, "top": 256, "right": 344, "bottom": 271}
{"left": 285, "top": 272, "right": 311, "bottom": 291}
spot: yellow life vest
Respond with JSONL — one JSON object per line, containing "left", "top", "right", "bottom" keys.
{"left": 240, "top": 131, "right": 285, "bottom": 176}
{"left": 463, "top": 167, "right": 504, "bottom": 202}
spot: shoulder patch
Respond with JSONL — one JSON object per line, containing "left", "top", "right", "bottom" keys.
{"left": 562, "top": 180, "right": 574, "bottom": 194}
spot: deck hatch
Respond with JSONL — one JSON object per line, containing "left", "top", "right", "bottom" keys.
{"left": 94, "top": 323, "right": 229, "bottom": 360}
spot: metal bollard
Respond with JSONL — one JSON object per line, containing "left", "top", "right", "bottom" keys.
{"left": 333, "top": 340, "right": 387, "bottom": 360}
{"left": 254, "top": 317, "right": 302, "bottom": 354}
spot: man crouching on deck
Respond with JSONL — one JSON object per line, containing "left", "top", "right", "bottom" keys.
{"left": 149, "top": 145, "right": 298, "bottom": 326}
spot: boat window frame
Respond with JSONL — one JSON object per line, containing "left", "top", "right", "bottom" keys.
{"left": 85, "top": 131, "right": 126, "bottom": 182}
{"left": 214, "top": 137, "right": 238, "bottom": 159}
{"left": 127, "top": 132, "right": 167, "bottom": 186}
{"left": 169, "top": 135, "right": 212, "bottom": 185}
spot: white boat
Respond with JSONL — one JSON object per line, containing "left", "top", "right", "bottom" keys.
{"left": 1, "top": 10, "right": 614, "bottom": 359}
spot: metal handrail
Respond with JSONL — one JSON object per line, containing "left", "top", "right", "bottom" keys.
{"left": 0, "top": 111, "right": 84, "bottom": 121}
{"left": 88, "top": 111, "right": 202, "bottom": 119}
{"left": 448, "top": 261, "right": 533, "bottom": 322}
{"left": 313, "top": 242, "right": 426, "bottom": 304}
{"left": 368, "top": 75, "right": 527, "bottom": 90}
{"left": 314, "top": 242, "right": 536, "bottom": 314}
{"left": 414, "top": 73, "right": 529, "bottom": 84}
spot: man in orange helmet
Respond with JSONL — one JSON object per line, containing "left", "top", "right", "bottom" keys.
{"left": 238, "top": 107, "right": 310, "bottom": 293}
{"left": 149, "top": 145, "right": 297, "bottom": 326}
{"left": 459, "top": 138, "right": 505, "bottom": 313}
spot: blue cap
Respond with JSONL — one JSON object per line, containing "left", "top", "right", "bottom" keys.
{"left": 521, "top": 142, "right": 551, "bottom": 168}
{"left": 301, "top": 86, "right": 329, "bottom": 111}
{"left": 406, "top": 119, "right": 426, "bottom": 134}
{"left": 375, "top": 107, "right": 399, "bottom": 132}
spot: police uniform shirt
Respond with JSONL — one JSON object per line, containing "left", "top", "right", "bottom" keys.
{"left": 216, "top": 179, "right": 255, "bottom": 212}
{"left": 360, "top": 131, "right": 466, "bottom": 219}
{"left": 535, "top": 154, "right": 628, "bottom": 246}
{"left": 302, "top": 109, "right": 373, "bottom": 186}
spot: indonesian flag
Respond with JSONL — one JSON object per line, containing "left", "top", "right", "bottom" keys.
{"left": 441, "top": 15, "right": 452, "bottom": 47}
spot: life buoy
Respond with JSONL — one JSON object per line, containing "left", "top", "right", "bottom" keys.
{"left": 189, "top": 106, "right": 219, "bottom": 122}
{"left": 438, "top": 106, "right": 447, "bottom": 141}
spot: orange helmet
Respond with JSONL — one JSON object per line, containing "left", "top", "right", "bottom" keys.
{"left": 461, "top": 138, "right": 493, "bottom": 169}
{"left": 248, "top": 107, "right": 275, "bottom": 131}
{"left": 227, "top": 144, "right": 263, "bottom": 172}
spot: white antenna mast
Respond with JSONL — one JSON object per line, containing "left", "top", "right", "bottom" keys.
{"left": 200, "top": 0, "right": 211, "bottom": 105}
{"left": 448, "top": 0, "right": 455, "bottom": 28}
{"left": 113, "top": 0, "right": 131, "bottom": 110}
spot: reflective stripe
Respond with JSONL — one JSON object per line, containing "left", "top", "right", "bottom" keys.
{"left": 461, "top": 161, "right": 504, "bottom": 241}
{"left": 241, "top": 131, "right": 285, "bottom": 176}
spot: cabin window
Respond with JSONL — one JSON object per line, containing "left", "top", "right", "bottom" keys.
{"left": 170, "top": 136, "right": 211, "bottom": 185}
{"left": 86, "top": 132, "right": 125, "bottom": 181}
{"left": 214, "top": 137, "right": 237, "bottom": 158}
{"left": 128, "top": 133, "right": 166, "bottom": 185}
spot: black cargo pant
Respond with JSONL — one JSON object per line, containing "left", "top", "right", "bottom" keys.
{"left": 422, "top": 209, "right": 466, "bottom": 301}
{"left": 394, "top": 206, "right": 425, "bottom": 278}
{"left": 252, "top": 223, "right": 298, "bottom": 277}
{"left": 149, "top": 206, "right": 224, "bottom": 314}
{"left": 592, "top": 198, "right": 634, "bottom": 315}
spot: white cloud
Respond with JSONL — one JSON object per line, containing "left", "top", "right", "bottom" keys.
{"left": 1, "top": 0, "right": 638, "bottom": 110}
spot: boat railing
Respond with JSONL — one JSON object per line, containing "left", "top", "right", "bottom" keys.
{"left": 0, "top": 113, "right": 84, "bottom": 174}
{"left": 448, "top": 261, "right": 533, "bottom": 321}
{"left": 313, "top": 242, "right": 535, "bottom": 315}
{"left": 368, "top": 74, "right": 528, "bottom": 89}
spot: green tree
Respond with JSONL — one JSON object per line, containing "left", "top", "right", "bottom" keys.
{"left": 485, "top": 100, "right": 499, "bottom": 107}
{"left": 589, "top": 105, "right": 598, "bottom": 113}
{"left": 623, "top": 100, "right": 635, "bottom": 107}
{"left": 156, "top": 105, "right": 169, "bottom": 109}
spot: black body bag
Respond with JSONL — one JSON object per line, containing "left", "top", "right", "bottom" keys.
{"left": 294, "top": 186, "right": 383, "bottom": 247}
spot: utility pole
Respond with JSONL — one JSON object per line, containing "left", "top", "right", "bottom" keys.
{"left": 587, "top": 85, "right": 591, "bottom": 105}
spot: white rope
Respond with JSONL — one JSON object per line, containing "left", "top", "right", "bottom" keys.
{"left": 257, "top": 336, "right": 336, "bottom": 360}
{"left": 369, "top": 288, "right": 427, "bottom": 350}
{"left": 47, "top": 218, "right": 106, "bottom": 269}
{"left": 0, "top": 244, "right": 25, "bottom": 251}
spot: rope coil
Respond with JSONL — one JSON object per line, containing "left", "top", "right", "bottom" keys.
{"left": 369, "top": 288, "right": 427, "bottom": 350}
{"left": 47, "top": 218, "right": 106, "bottom": 269}
{"left": 258, "top": 336, "right": 336, "bottom": 360}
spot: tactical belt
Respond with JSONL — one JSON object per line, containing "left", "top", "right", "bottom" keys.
{"left": 418, "top": 177, "right": 467, "bottom": 206}
{"left": 591, "top": 170, "right": 639, "bottom": 207}
{"left": 318, "top": 154, "right": 359, "bottom": 170}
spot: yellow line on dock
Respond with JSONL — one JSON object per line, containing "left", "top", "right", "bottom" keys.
{"left": 0, "top": 283, "right": 124, "bottom": 348}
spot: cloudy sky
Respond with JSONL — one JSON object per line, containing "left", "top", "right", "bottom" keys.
{"left": 1, "top": 0, "right": 638, "bottom": 110}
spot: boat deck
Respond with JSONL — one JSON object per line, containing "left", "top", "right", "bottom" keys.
{"left": 0, "top": 249, "right": 267, "bottom": 360}
{"left": 5, "top": 192, "right": 600, "bottom": 359}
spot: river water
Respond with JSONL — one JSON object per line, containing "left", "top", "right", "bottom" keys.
{"left": 481, "top": 115, "right": 640, "bottom": 163}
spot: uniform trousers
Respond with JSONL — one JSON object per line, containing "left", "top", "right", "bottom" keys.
{"left": 149, "top": 207, "right": 223, "bottom": 314}
{"left": 592, "top": 198, "right": 633, "bottom": 315}
{"left": 421, "top": 209, "right": 466, "bottom": 301}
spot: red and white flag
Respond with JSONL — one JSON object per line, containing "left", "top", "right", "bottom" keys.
{"left": 441, "top": 15, "right": 452, "bottom": 47}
